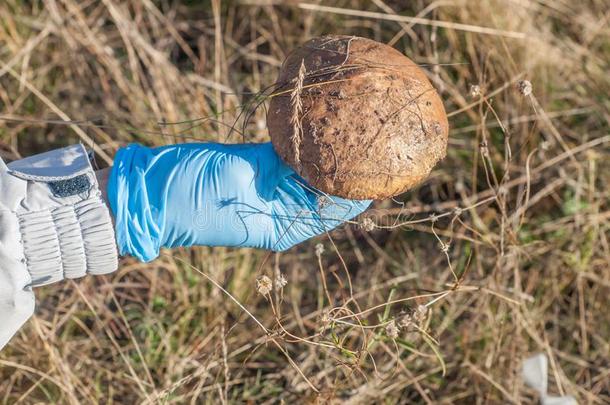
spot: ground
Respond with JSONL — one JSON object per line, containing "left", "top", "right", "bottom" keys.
{"left": 0, "top": 0, "right": 608, "bottom": 403}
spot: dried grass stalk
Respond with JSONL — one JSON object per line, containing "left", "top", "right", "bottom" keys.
{"left": 290, "top": 60, "right": 306, "bottom": 169}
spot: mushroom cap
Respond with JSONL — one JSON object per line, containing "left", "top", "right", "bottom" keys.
{"left": 267, "top": 36, "right": 449, "bottom": 200}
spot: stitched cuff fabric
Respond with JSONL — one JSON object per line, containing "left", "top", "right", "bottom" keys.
{"left": 6, "top": 144, "right": 118, "bottom": 285}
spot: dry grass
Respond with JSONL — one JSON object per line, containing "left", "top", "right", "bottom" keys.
{"left": 1, "top": 0, "right": 609, "bottom": 403}
{"left": 289, "top": 59, "right": 305, "bottom": 169}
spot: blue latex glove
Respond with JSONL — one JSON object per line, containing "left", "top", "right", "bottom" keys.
{"left": 107, "top": 142, "right": 371, "bottom": 262}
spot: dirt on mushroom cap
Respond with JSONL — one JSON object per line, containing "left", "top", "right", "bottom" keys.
{"left": 267, "top": 35, "right": 449, "bottom": 200}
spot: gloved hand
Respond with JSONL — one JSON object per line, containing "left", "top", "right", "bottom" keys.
{"left": 108, "top": 142, "right": 371, "bottom": 262}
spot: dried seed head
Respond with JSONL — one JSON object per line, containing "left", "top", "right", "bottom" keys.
{"left": 469, "top": 84, "right": 481, "bottom": 98}
{"left": 256, "top": 275, "right": 273, "bottom": 296}
{"left": 360, "top": 217, "right": 375, "bottom": 232}
{"left": 517, "top": 80, "right": 532, "bottom": 96}
{"left": 399, "top": 314, "right": 413, "bottom": 329}
{"left": 455, "top": 180, "right": 465, "bottom": 193}
{"left": 315, "top": 243, "right": 325, "bottom": 257}
{"left": 275, "top": 273, "right": 288, "bottom": 291}
{"left": 320, "top": 310, "right": 331, "bottom": 324}
{"left": 414, "top": 305, "right": 429, "bottom": 323}
{"left": 385, "top": 320, "right": 399, "bottom": 339}
{"left": 319, "top": 310, "right": 331, "bottom": 332}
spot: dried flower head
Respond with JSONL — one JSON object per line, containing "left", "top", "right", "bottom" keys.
{"left": 469, "top": 84, "right": 481, "bottom": 98}
{"left": 256, "top": 275, "right": 273, "bottom": 296}
{"left": 455, "top": 180, "right": 465, "bottom": 193}
{"left": 360, "top": 217, "right": 375, "bottom": 232}
{"left": 385, "top": 320, "right": 399, "bottom": 339}
{"left": 517, "top": 80, "right": 532, "bottom": 96}
{"left": 399, "top": 314, "right": 413, "bottom": 329}
{"left": 319, "top": 310, "right": 331, "bottom": 332}
{"left": 320, "top": 310, "right": 331, "bottom": 324}
{"left": 414, "top": 305, "right": 429, "bottom": 324}
{"left": 315, "top": 243, "right": 325, "bottom": 257}
{"left": 275, "top": 273, "right": 288, "bottom": 291}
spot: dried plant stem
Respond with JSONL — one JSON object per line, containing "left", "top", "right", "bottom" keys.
{"left": 169, "top": 255, "right": 319, "bottom": 393}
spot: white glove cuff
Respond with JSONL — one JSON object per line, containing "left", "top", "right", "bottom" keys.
{"left": 0, "top": 143, "right": 118, "bottom": 350}
{"left": 4, "top": 144, "right": 118, "bottom": 286}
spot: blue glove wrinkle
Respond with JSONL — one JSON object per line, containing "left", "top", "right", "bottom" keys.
{"left": 108, "top": 142, "right": 371, "bottom": 261}
{"left": 108, "top": 145, "right": 159, "bottom": 262}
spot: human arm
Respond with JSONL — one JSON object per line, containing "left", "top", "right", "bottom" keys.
{"left": 105, "top": 141, "right": 371, "bottom": 262}
{"left": 1, "top": 141, "right": 369, "bottom": 351}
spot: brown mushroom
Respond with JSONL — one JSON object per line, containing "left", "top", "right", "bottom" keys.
{"left": 267, "top": 35, "right": 449, "bottom": 200}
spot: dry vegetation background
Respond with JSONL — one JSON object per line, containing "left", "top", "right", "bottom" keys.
{"left": 1, "top": 0, "right": 609, "bottom": 403}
